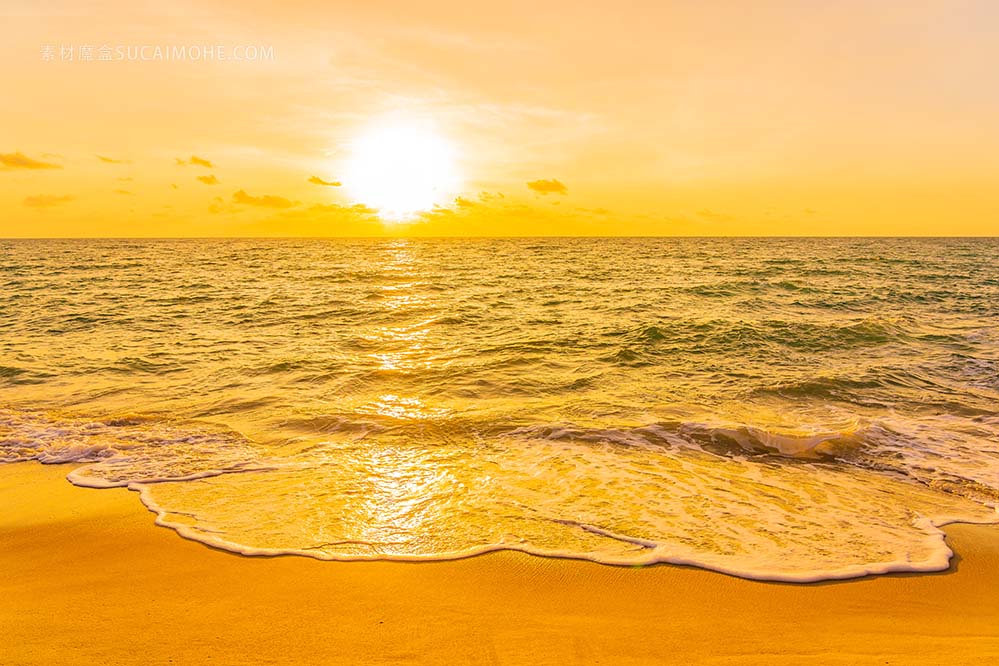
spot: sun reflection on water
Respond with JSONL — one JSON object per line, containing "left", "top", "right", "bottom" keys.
{"left": 348, "top": 239, "right": 458, "bottom": 550}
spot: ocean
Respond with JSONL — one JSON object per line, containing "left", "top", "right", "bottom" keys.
{"left": 2, "top": 237, "right": 998, "bottom": 581}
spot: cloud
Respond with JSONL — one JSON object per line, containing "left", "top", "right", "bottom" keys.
{"left": 197, "top": 175, "right": 219, "bottom": 185}
{"left": 176, "top": 155, "right": 214, "bottom": 168}
{"left": 696, "top": 208, "right": 735, "bottom": 223}
{"left": 308, "top": 175, "right": 342, "bottom": 187}
{"left": 2, "top": 152, "right": 61, "bottom": 170}
{"left": 266, "top": 202, "right": 383, "bottom": 235}
{"left": 114, "top": 190, "right": 133, "bottom": 195}
{"left": 527, "top": 179, "right": 568, "bottom": 195}
{"left": 24, "top": 194, "right": 73, "bottom": 208}
{"left": 96, "top": 155, "right": 131, "bottom": 164}
{"left": 410, "top": 193, "right": 610, "bottom": 236}
{"left": 453, "top": 191, "right": 512, "bottom": 210}
{"left": 232, "top": 189, "right": 297, "bottom": 209}
{"left": 306, "top": 202, "right": 378, "bottom": 216}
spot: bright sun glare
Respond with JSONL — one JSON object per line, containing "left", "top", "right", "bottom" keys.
{"left": 343, "top": 121, "right": 460, "bottom": 221}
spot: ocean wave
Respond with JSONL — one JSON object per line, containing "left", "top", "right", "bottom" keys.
{"left": 593, "top": 317, "right": 920, "bottom": 359}
{"left": 503, "top": 420, "right": 864, "bottom": 460}
{"left": 0, "top": 408, "right": 271, "bottom": 487}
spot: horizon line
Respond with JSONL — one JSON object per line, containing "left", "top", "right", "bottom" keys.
{"left": 2, "top": 235, "right": 998, "bottom": 241}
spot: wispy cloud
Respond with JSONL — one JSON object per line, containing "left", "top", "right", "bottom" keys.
{"left": 197, "top": 175, "right": 219, "bottom": 185}
{"left": 454, "top": 192, "right": 506, "bottom": 209}
{"left": 24, "top": 194, "right": 73, "bottom": 208}
{"left": 2, "top": 152, "right": 61, "bottom": 170}
{"left": 96, "top": 155, "right": 131, "bottom": 164}
{"left": 232, "top": 189, "right": 297, "bottom": 209}
{"left": 527, "top": 179, "right": 568, "bottom": 195}
{"left": 176, "top": 155, "right": 214, "bottom": 168}
{"left": 308, "top": 175, "right": 342, "bottom": 187}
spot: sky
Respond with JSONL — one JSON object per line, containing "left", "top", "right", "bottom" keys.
{"left": 1, "top": 0, "right": 998, "bottom": 236}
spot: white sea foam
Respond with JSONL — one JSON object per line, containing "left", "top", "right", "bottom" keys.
{"left": 4, "top": 408, "right": 996, "bottom": 582}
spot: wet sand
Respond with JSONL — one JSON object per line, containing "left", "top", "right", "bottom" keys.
{"left": 2, "top": 462, "right": 998, "bottom": 665}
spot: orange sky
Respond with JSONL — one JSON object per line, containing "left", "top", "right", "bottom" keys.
{"left": 2, "top": 0, "right": 998, "bottom": 236}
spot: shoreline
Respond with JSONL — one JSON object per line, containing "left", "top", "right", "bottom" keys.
{"left": 4, "top": 461, "right": 999, "bottom": 665}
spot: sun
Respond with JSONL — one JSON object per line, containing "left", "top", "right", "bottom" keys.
{"left": 342, "top": 120, "right": 461, "bottom": 221}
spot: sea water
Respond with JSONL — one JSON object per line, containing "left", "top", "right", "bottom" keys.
{"left": 2, "top": 237, "right": 998, "bottom": 581}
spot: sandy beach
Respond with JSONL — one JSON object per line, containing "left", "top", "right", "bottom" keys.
{"left": 2, "top": 462, "right": 997, "bottom": 665}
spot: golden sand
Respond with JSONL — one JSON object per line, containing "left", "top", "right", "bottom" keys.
{"left": 2, "top": 462, "right": 998, "bottom": 665}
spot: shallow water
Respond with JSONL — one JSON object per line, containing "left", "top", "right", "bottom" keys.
{"left": 2, "top": 237, "right": 998, "bottom": 580}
